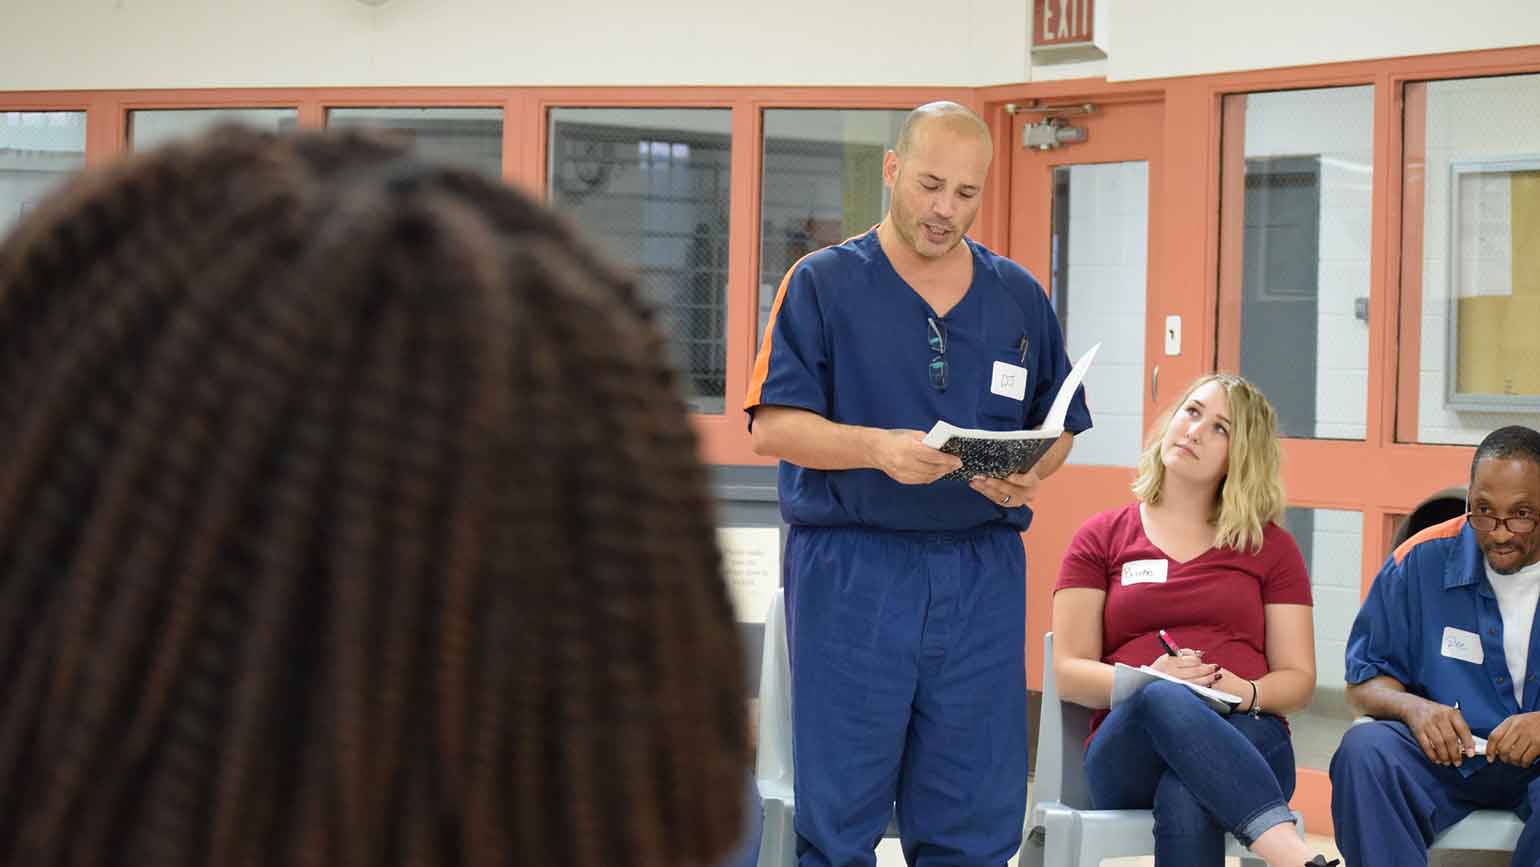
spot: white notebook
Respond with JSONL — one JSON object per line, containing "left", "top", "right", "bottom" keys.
{"left": 1111, "top": 662, "right": 1244, "bottom": 715}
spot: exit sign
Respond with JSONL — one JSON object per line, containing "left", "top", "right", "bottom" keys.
{"left": 1034, "top": 0, "right": 1094, "bottom": 48}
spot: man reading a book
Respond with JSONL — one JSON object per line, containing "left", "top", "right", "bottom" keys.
{"left": 1332, "top": 425, "right": 1540, "bottom": 867}
{"left": 743, "top": 100, "right": 1091, "bottom": 867}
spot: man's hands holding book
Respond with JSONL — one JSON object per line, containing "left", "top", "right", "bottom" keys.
{"left": 870, "top": 430, "right": 963, "bottom": 484}
{"left": 868, "top": 429, "right": 1044, "bottom": 508}
{"left": 969, "top": 470, "right": 1042, "bottom": 509}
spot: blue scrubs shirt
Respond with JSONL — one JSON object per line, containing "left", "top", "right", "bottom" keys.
{"left": 1346, "top": 516, "right": 1540, "bottom": 777}
{"left": 744, "top": 230, "right": 1092, "bottom": 533}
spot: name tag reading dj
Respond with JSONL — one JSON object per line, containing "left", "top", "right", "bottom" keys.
{"left": 991, "top": 361, "right": 1028, "bottom": 401}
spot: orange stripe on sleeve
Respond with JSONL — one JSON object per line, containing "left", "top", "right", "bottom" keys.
{"left": 743, "top": 258, "right": 803, "bottom": 411}
{"left": 1392, "top": 514, "right": 1468, "bottom": 566}
{"left": 743, "top": 233, "right": 870, "bottom": 412}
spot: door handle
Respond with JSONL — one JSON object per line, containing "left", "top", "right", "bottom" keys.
{"left": 1151, "top": 364, "right": 1159, "bottom": 403}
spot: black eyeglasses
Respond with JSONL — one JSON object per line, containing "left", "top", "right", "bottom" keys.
{"left": 927, "top": 317, "right": 948, "bottom": 391}
{"left": 1468, "top": 512, "right": 1538, "bottom": 534}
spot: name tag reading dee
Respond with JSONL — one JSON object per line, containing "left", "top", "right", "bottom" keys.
{"left": 1441, "top": 626, "right": 1484, "bottom": 665}
{"left": 1121, "top": 559, "right": 1169, "bottom": 586}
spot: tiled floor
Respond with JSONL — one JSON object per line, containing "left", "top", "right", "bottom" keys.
{"left": 858, "top": 693, "right": 1512, "bottom": 866}
{"left": 871, "top": 833, "right": 1342, "bottom": 866}
{"left": 875, "top": 832, "right": 1510, "bottom": 865}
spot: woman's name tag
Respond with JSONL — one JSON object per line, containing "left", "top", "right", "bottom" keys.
{"left": 1120, "top": 559, "right": 1169, "bottom": 586}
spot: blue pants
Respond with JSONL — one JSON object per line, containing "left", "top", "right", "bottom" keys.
{"left": 1083, "top": 681, "right": 1298, "bottom": 866}
{"left": 1331, "top": 720, "right": 1540, "bottom": 867}
{"left": 784, "top": 524, "right": 1027, "bottom": 867}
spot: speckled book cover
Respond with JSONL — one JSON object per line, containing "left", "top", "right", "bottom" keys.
{"left": 932, "top": 433, "right": 1058, "bottom": 481}
{"left": 921, "top": 342, "right": 1100, "bottom": 481}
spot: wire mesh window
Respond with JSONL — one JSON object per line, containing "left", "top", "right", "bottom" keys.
{"left": 327, "top": 107, "right": 503, "bottom": 177}
{"left": 0, "top": 111, "right": 86, "bottom": 239}
{"left": 547, "top": 108, "right": 732, "bottom": 414}
{"left": 129, "top": 108, "right": 298, "bottom": 150}
{"left": 758, "top": 109, "right": 905, "bottom": 342}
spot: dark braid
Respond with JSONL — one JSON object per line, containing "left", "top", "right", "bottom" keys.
{"left": 0, "top": 126, "right": 748, "bottom": 867}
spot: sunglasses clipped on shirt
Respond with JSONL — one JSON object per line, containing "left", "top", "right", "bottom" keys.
{"left": 927, "top": 316, "right": 948, "bottom": 391}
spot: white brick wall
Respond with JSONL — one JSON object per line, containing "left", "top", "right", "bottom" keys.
{"left": 1304, "top": 509, "right": 1364, "bottom": 688}
{"left": 1063, "top": 161, "right": 1148, "bottom": 468}
{"left": 1241, "top": 86, "right": 1374, "bottom": 441}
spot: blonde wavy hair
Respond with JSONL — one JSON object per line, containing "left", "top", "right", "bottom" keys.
{"left": 1131, "top": 373, "right": 1285, "bottom": 552}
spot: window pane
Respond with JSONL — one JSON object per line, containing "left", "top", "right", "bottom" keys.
{"left": 758, "top": 109, "right": 905, "bottom": 341}
{"left": 1282, "top": 507, "right": 1362, "bottom": 772}
{"left": 129, "top": 108, "right": 297, "bottom": 150}
{"left": 1053, "top": 162, "right": 1148, "bottom": 467}
{"left": 1403, "top": 72, "right": 1540, "bottom": 444}
{"left": 1219, "top": 86, "right": 1373, "bottom": 440}
{"left": 547, "top": 108, "right": 731, "bottom": 414}
{"left": 0, "top": 111, "right": 86, "bottom": 238}
{"left": 327, "top": 107, "right": 502, "bottom": 177}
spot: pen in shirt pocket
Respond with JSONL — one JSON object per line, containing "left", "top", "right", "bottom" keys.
{"left": 1017, "top": 334, "right": 1029, "bottom": 364}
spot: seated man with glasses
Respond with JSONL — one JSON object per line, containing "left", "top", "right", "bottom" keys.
{"left": 1332, "top": 425, "right": 1540, "bottom": 867}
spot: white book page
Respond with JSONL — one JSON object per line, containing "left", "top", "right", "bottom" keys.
{"left": 1111, "top": 662, "right": 1243, "bottom": 712}
{"left": 920, "top": 342, "right": 1100, "bottom": 448}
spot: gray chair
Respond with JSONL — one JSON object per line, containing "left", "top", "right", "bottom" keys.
{"left": 1019, "top": 631, "right": 1301, "bottom": 867}
{"left": 1344, "top": 718, "right": 1524, "bottom": 854}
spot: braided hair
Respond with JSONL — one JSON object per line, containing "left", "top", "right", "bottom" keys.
{"left": 0, "top": 127, "right": 748, "bottom": 867}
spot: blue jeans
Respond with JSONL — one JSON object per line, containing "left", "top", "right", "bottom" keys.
{"left": 1083, "top": 680, "right": 1298, "bottom": 866}
{"left": 1331, "top": 720, "right": 1540, "bottom": 867}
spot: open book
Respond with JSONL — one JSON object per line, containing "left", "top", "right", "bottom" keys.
{"left": 1111, "top": 662, "right": 1244, "bottom": 715}
{"left": 921, "top": 343, "right": 1100, "bottom": 481}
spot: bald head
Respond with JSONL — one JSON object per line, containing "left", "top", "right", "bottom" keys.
{"left": 893, "top": 101, "right": 992, "bottom": 158}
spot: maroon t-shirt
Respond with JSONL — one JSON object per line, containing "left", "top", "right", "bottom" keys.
{"left": 1055, "top": 502, "right": 1313, "bottom": 739}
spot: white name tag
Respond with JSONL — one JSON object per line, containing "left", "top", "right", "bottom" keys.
{"left": 1441, "top": 627, "right": 1484, "bottom": 665}
{"left": 1121, "top": 559, "right": 1169, "bottom": 586}
{"left": 991, "top": 360, "right": 1028, "bottom": 401}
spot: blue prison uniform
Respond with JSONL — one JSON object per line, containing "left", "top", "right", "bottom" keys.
{"left": 745, "top": 229, "right": 1091, "bottom": 866}
{"left": 1333, "top": 516, "right": 1540, "bottom": 866}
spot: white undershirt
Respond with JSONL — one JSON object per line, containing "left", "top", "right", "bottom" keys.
{"left": 1487, "top": 558, "right": 1540, "bottom": 706}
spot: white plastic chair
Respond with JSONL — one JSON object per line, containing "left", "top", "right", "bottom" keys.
{"left": 755, "top": 589, "right": 797, "bottom": 867}
{"left": 1344, "top": 718, "right": 1524, "bottom": 853}
{"left": 1019, "top": 632, "right": 1299, "bottom": 867}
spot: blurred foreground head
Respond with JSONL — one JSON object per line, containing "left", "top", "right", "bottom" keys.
{"left": 0, "top": 127, "right": 746, "bottom": 867}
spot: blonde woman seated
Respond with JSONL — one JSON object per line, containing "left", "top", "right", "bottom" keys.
{"left": 1051, "top": 374, "right": 1334, "bottom": 867}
